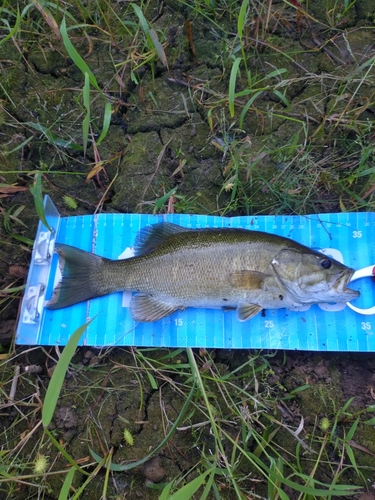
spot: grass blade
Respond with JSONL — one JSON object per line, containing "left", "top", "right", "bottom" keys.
{"left": 58, "top": 467, "right": 76, "bottom": 500}
{"left": 346, "top": 417, "right": 360, "bottom": 441}
{"left": 237, "top": 0, "right": 249, "bottom": 40}
{"left": 131, "top": 3, "right": 167, "bottom": 67}
{"left": 82, "top": 72, "right": 90, "bottom": 156}
{"left": 131, "top": 3, "right": 150, "bottom": 37}
{"left": 265, "top": 68, "right": 288, "bottom": 79}
{"left": 239, "top": 90, "right": 263, "bottom": 128}
{"left": 4, "top": 135, "right": 33, "bottom": 155}
{"left": 31, "top": 0, "right": 61, "bottom": 40}
{"left": 229, "top": 57, "right": 242, "bottom": 117}
{"left": 153, "top": 186, "right": 178, "bottom": 213}
{"left": 60, "top": 17, "right": 101, "bottom": 94}
{"left": 42, "top": 319, "right": 94, "bottom": 427}
{"left": 44, "top": 427, "right": 90, "bottom": 476}
{"left": 169, "top": 468, "right": 214, "bottom": 500}
{"left": 344, "top": 442, "right": 360, "bottom": 476}
{"left": 146, "top": 370, "right": 158, "bottom": 389}
{"left": 96, "top": 101, "right": 112, "bottom": 146}
{"left": 159, "top": 482, "right": 173, "bottom": 500}
{"left": 273, "top": 89, "right": 290, "bottom": 107}
{"left": 0, "top": 8, "right": 21, "bottom": 47}
{"left": 26, "top": 121, "right": 82, "bottom": 150}
{"left": 149, "top": 29, "right": 168, "bottom": 67}
{"left": 199, "top": 467, "right": 217, "bottom": 500}
{"left": 29, "top": 173, "right": 52, "bottom": 232}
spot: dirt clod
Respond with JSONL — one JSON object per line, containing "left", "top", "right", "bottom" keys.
{"left": 142, "top": 456, "right": 166, "bottom": 483}
{"left": 55, "top": 407, "right": 78, "bottom": 430}
{"left": 313, "top": 364, "right": 330, "bottom": 380}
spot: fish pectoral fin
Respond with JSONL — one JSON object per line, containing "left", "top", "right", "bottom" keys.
{"left": 130, "top": 294, "right": 182, "bottom": 322}
{"left": 236, "top": 302, "right": 263, "bottom": 321}
{"left": 229, "top": 270, "right": 268, "bottom": 290}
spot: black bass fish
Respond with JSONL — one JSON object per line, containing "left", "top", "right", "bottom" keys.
{"left": 47, "top": 222, "right": 359, "bottom": 322}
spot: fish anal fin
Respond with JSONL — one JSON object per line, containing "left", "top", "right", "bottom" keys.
{"left": 237, "top": 302, "right": 263, "bottom": 321}
{"left": 135, "top": 222, "right": 191, "bottom": 256}
{"left": 229, "top": 270, "right": 268, "bottom": 290}
{"left": 130, "top": 293, "right": 182, "bottom": 322}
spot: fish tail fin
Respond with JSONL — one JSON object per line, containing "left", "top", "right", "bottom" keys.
{"left": 47, "top": 244, "right": 104, "bottom": 310}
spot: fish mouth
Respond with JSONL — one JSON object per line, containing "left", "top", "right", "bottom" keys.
{"left": 335, "top": 269, "right": 360, "bottom": 299}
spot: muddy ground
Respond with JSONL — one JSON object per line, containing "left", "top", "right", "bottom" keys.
{"left": 1, "top": 0, "right": 375, "bottom": 498}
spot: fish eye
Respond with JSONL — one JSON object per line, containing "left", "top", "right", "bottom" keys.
{"left": 320, "top": 258, "right": 332, "bottom": 269}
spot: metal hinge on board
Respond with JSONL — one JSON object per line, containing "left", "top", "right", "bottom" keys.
{"left": 22, "top": 229, "right": 56, "bottom": 324}
{"left": 17, "top": 197, "right": 60, "bottom": 340}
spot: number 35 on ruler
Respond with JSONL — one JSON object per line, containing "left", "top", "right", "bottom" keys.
{"left": 361, "top": 322, "right": 372, "bottom": 331}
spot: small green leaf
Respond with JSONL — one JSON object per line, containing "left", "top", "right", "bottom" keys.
{"left": 146, "top": 371, "right": 158, "bottom": 390}
{"left": 154, "top": 186, "right": 178, "bottom": 213}
{"left": 289, "top": 384, "right": 310, "bottom": 394}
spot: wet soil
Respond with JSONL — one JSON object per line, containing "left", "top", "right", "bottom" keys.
{"left": 1, "top": 0, "right": 375, "bottom": 498}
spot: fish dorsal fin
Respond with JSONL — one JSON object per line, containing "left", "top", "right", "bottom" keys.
{"left": 237, "top": 302, "right": 263, "bottom": 321}
{"left": 229, "top": 270, "right": 268, "bottom": 290}
{"left": 135, "top": 222, "right": 191, "bottom": 256}
{"left": 130, "top": 293, "right": 183, "bottom": 322}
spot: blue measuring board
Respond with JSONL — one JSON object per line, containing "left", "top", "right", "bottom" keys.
{"left": 16, "top": 196, "right": 375, "bottom": 351}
